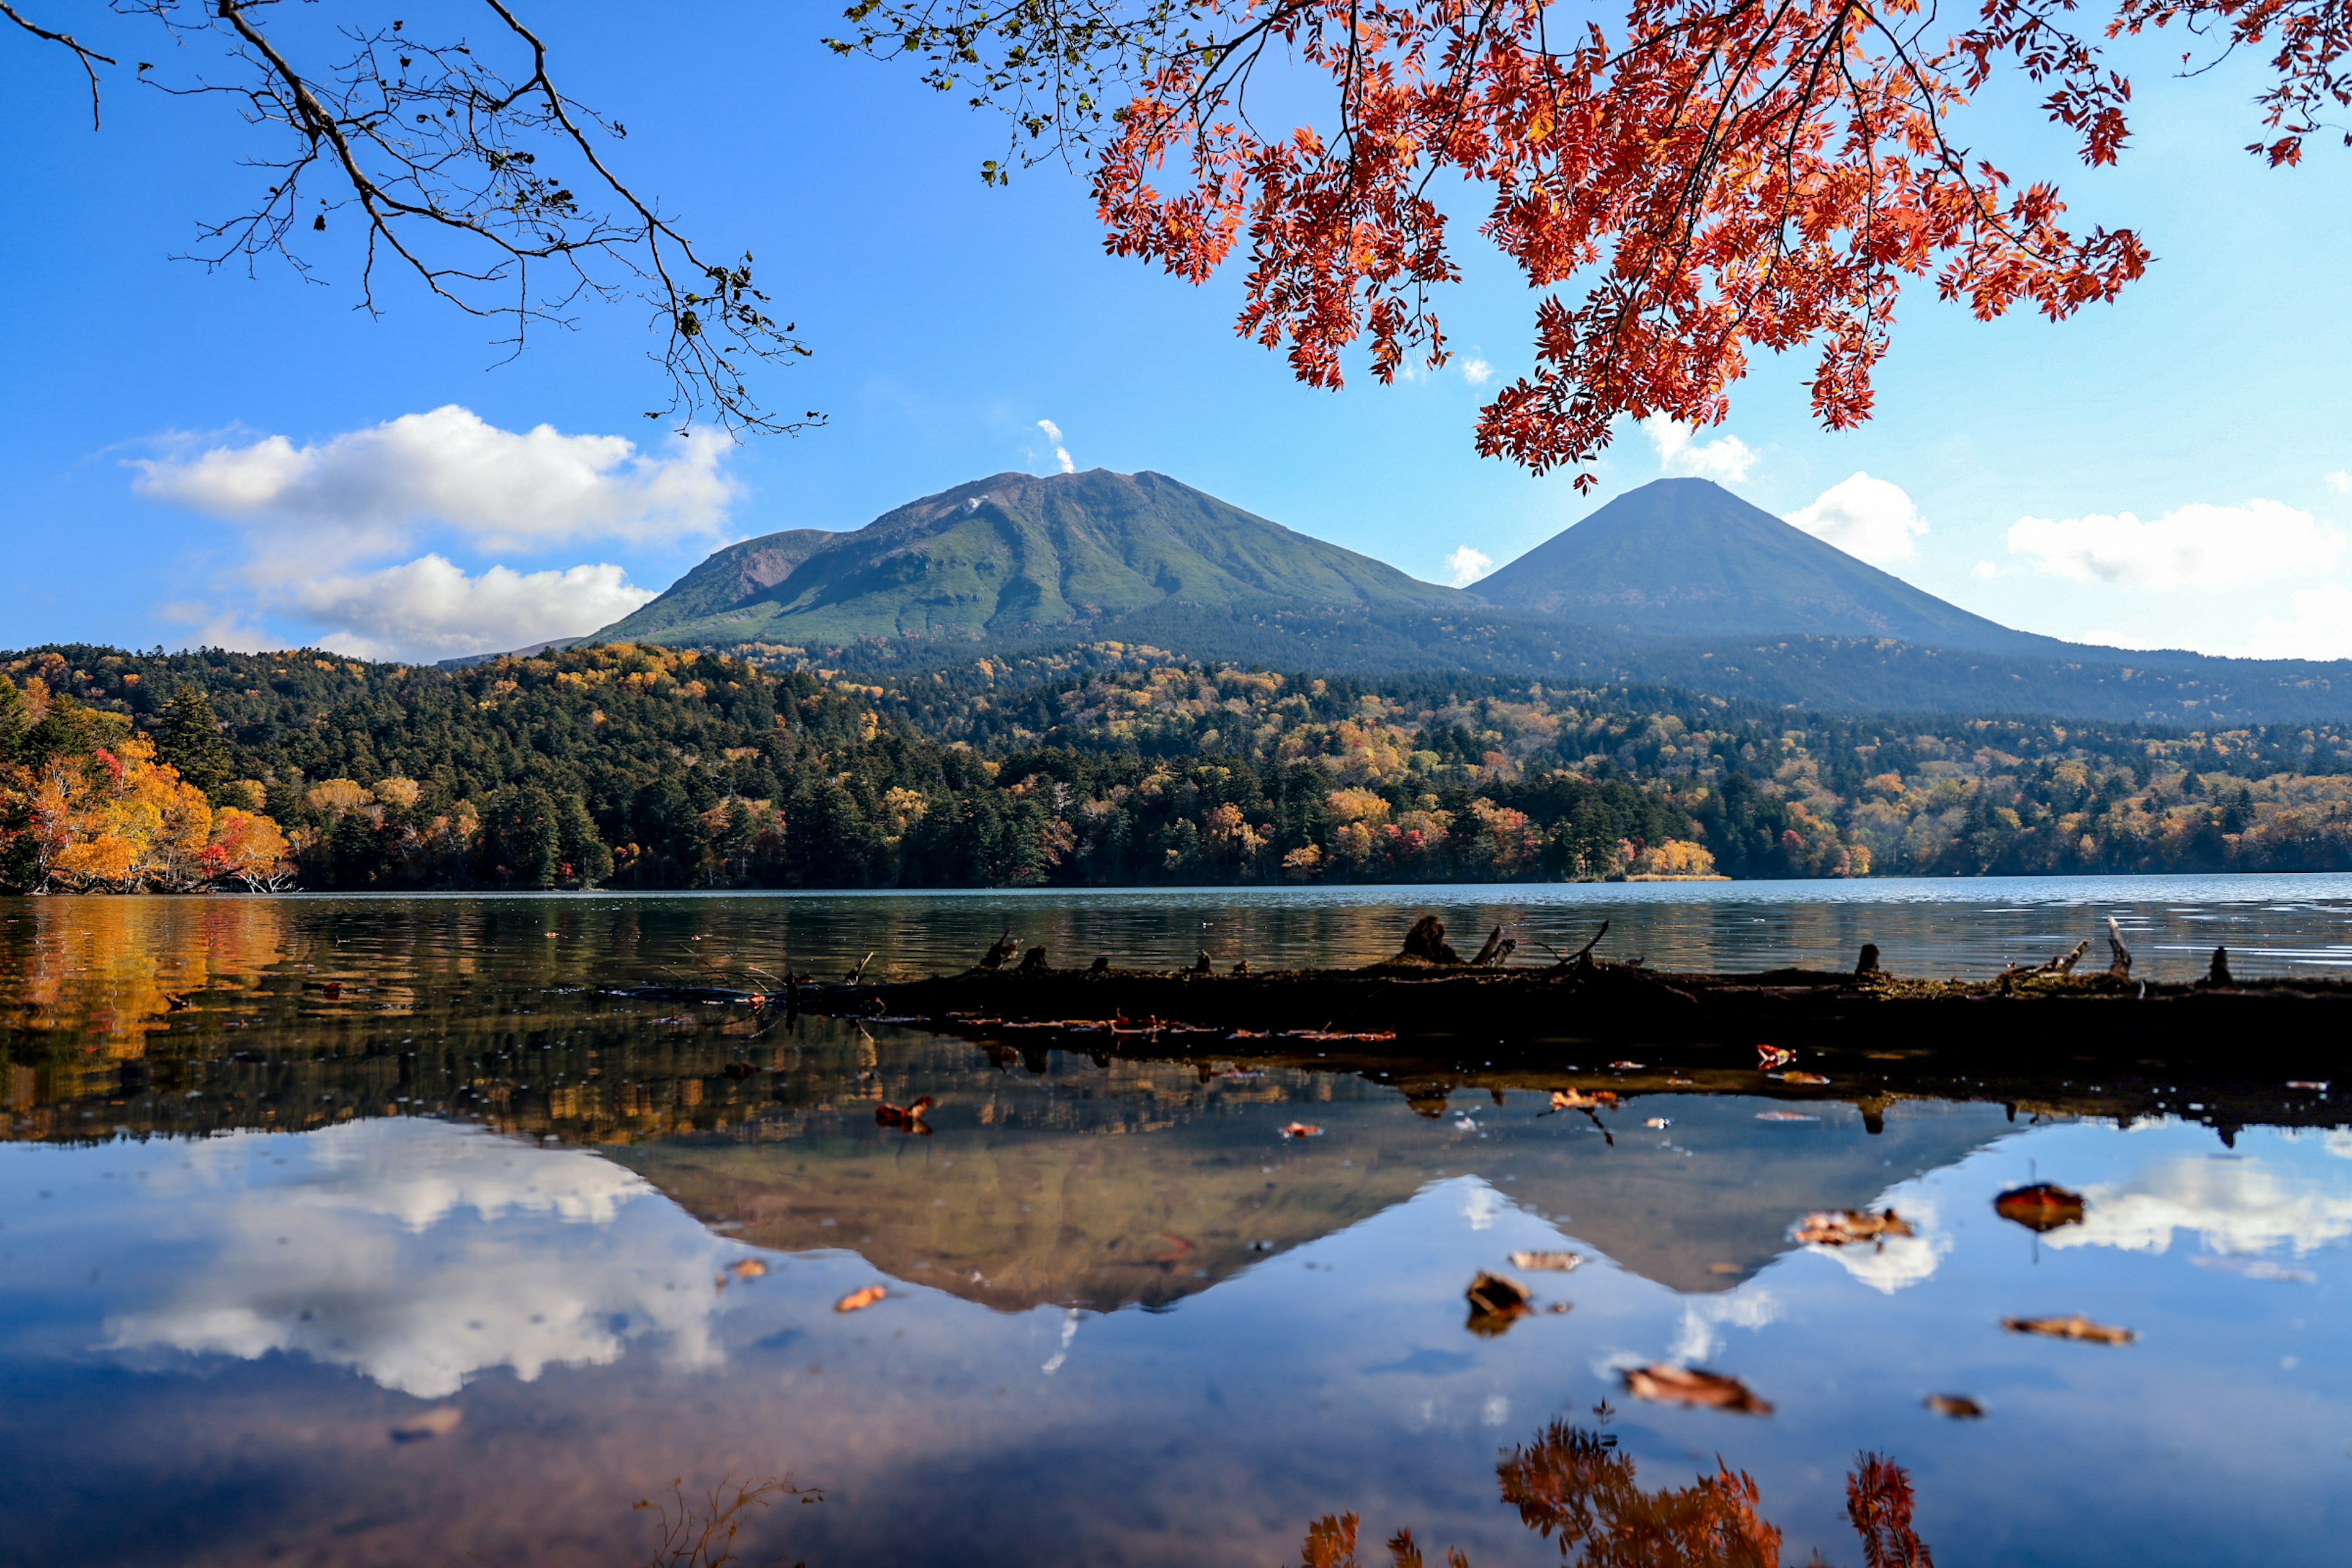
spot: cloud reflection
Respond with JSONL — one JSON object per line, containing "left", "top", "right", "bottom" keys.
{"left": 2046, "top": 1149, "right": 2352, "bottom": 1259}
{"left": 106, "top": 1121, "right": 734, "bottom": 1397}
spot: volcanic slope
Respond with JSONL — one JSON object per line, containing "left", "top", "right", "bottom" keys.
{"left": 1471, "top": 477, "right": 2059, "bottom": 654}
{"left": 597, "top": 469, "right": 1467, "bottom": 647}
{"left": 594, "top": 469, "right": 2352, "bottom": 725}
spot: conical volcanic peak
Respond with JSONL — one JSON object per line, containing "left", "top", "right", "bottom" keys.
{"left": 598, "top": 467, "right": 1465, "bottom": 647}
{"left": 1471, "top": 477, "right": 2048, "bottom": 654}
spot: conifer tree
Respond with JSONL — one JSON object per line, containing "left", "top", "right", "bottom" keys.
{"left": 154, "top": 686, "right": 234, "bottom": 797}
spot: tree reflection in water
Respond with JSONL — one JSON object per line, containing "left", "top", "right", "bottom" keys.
{"left": 1289, "top": 1415, "right": 1932, "bottom": 1568}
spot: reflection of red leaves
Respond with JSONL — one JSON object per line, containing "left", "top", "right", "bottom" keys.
{"left": 1499, "top": 1420, "right": 1782, "bottom": 1560}
{"left": 834, "top": 1285, "right": 887, "bottom": 1313}
{"left": 1148, "top": 1232, "right": 1196, "bottom": 1264}
{"left": 1994, "top": 1182, "right": 2085, "bottom": 1232}
{"left": 1281, "top": 1121, "right": 1324, "bottom": 1138}
{"left": 1551, "top": 1088, "right": 1617, "bottom": 1110}
{"left": 1623, "top": 1365, "right": 1774, "bottom": 1415}
{"left": 1776, "top": 1070, "right": 1831, "bottom": 1085}
{"left": 1849, "top": 1453, "right": 1934, "bottom": 1568}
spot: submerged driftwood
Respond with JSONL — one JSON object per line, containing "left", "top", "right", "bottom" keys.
{"left": 788, "top": 914, "right": 2352, "bottom": 1076}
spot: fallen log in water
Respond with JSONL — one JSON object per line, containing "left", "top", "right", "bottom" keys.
{"left": 790, "top": 917, "right": 2352, "bottom": 1077}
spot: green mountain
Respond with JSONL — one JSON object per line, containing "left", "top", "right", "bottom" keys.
{"left": 590, "top": 469, "right": 2352, "bottom": 725}
{"left": 597, "top": 469, "right": 1465, "bottom": 646}
{"left": 1469, "top": 477, "right": 2060, "bottom": 654}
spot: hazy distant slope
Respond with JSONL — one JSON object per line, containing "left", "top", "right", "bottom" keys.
{"left": 1471, "top": 477, "right": 2056, "bottom": 654}
{"left": 598, "top": 469, "right": 1466, "bottom": 646}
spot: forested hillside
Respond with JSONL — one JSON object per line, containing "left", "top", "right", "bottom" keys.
{"left": 7, "top": 640, "right": 2352, "bottom": 892}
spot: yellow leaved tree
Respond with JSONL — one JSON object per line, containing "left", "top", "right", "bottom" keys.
{"left": 3, "top": 729, "right": 291, "bottom": 893}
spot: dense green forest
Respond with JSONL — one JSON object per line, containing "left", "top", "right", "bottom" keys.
{"left": 7, "top": 640, "right": 2351, "bottom": 891}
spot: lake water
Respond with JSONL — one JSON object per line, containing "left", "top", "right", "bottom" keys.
{"left": 3, "top": 883, "right": 2349, "bottom": 1566}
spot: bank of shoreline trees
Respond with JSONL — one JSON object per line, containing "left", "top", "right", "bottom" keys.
{"left": 6, "top": 641, "right": 2351, "bottom": 894}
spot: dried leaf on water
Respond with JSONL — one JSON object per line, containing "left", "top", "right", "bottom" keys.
{"left": 1608, "top": 1060, "right": 1645, "bottom": 1070}
{"left": 2003, "top": 1314, "right": 2133, "bottom": 1345}
{"left": 2287, "top": 1080, "right": 2329, "bottom": 1091}
{"left": 1757, "top": 1045, "right": 1795, "bottom": 1070}
{"left": 1622, "top": 1365, "right": 1773, "bottom": 1415}
{"left": 1509, "top": 1251, "right": 1583, "bottom": 1272}
{"left": 1925, "top": 1394, "right": 1986, "bottom": 1419}
{"left": 1551, "top": 1088, "right": 1618, "bottom": 1110}
{"left": 1645, "top": 1117, "right": 1672, "bottom": 1128}
{"left": 1995, "top": 1182, "right": 2086, "bottom": 1232}
{"left": 1466, "top": 1270, "right": 1533, "bottom": 1335}
{"left": 1280, "top": 1121, "right": 1324, "bottom": 1138}
{"left": 875, "top": 1094, "right": 934, "bottom": 1131}
{"left": 728, "top": 1258, "right": 769, "bottom": 1280}
{"left": 1466, "top": 1271, "right": 1532, "bottom": 1311}
{"left": 390, "top": 1406, "right": 463, "bottom": 1442}
{"left": 835, "top": 1285, "right": 888, "bottom": 1313}
{"left": 1795, "top": 1209, "right": 1915, "bottom": 1246}
{"left": 1776, "top": 1070, "right": 1831, "bottom": 1085}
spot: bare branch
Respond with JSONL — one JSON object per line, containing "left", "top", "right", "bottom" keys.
{"left": 104, "top": 1, "right": 818, "bottom": 434}
{"left": 3, "top": 1, "right": 118, "bottom": 128}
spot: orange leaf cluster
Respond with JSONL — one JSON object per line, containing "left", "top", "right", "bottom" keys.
{"left": 1, "top": 731, "right": 291, "bottom": 893}
{"left": 1088, "top": 0, "right": 2151, "bottom": 483}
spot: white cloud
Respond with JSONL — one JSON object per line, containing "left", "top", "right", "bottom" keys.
{"left": 2005, "top": 499, "right": 2341, "bottom": 590}
{"left": 105, "top": 1120, "right": 735, "bottom": 1399}
{"left": 1036, "top": 419, "right": 1075, "bottom": 475}
{"left": 1461, "top": 356, "right": 1494, "bottom": 386}
{"left": 282, "top": 555, "right": 655, "bottom": 662}
{"left": 2237, "top": 584, "right": 2352, "bottom": 662}
{"left": 1640, "top": 416, "right": 1757, "bottom": 483}
{"left": 132, "top": 405, "right": 735, "bottom": 569}
{"left": 1970, "top": 560, "right": 2001, "bottom": 580}
{"left": 2327, "top": 471, "right": 2351, "bottom": 494}
{"left": 2045, "top": 1150, "right": 2352, "bottom": 1259}
{"left": 1667, "top": 1284, "right": 1779, "bottom": 1364}
{"left": 1446, "top": 545, "right": 1494, "bottom": 586}
{"left": 1784, "top": 473, "right": 1928, "bottom": 565}
{"left": 1801, "top": 1191, "right": 1951, "bottom": 1294}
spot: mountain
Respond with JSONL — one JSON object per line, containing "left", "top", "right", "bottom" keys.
{"left": 1469, "top": 477, "right": 2060, "bottom": 654}
{"left": 591, "top": 470, "right": 2352, "bottom": 725}
{"left": 598, "top": 469, "right": 1465, "bottom": 646}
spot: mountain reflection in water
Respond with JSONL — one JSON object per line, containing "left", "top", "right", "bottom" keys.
{"left": 2, "top": 894, "right": 2350, "bottom": 1567}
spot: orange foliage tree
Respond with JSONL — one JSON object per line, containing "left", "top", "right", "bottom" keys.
{"left": 838, "top": 0, "right": 2344, "bottom": 483}
{"left": 0, "top": 677, "right": 292, "bottom": 892}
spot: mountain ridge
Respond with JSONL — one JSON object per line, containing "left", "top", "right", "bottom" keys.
{"left": 1469, "top": 477, "right": 2068, "bottom": 656}
{"left": 598, "top": 468, "right": 1463, "bottom": 646}
{"left": 581, "top": 469, "right": 2352, "bottom": 724}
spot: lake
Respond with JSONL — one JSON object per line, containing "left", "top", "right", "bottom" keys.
{"left": 2, "top": 880, "right": 2348, "bottom": 1566}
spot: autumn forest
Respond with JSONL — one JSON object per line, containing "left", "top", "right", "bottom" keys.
{"left": 6, "top": 639, "right": 2350, "bottom": 894}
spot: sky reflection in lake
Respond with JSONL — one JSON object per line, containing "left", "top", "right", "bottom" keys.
{"left": 2, "top": 893, "right": 2348, "bottom": 1566}
{"left": 5, "top": 1076, "right": 2349, "bottom": 1565}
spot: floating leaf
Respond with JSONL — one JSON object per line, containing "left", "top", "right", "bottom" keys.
{"left": 1623, "top": 1365, "right": 1773, "bottom": 1415}
{"left": 2003, "top": 1314, "right": 2133, "bottom": 1345}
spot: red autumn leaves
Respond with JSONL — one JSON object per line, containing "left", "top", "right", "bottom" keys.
{"left": 1082, "top": 0, "right": 2162, "bottom": 486}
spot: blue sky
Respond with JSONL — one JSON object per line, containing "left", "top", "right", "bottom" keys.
{"left": 2, "top": 2, "right": 2348, "bottom": 662}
